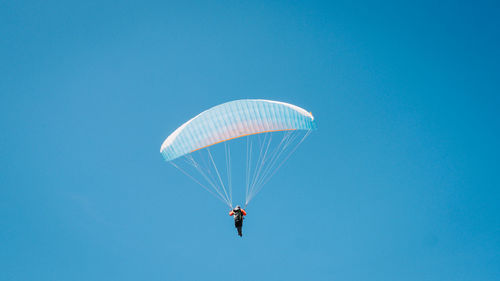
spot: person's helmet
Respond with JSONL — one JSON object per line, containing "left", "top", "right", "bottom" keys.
{"left": 234, "top": 205, "right": 241, "bottom": 210}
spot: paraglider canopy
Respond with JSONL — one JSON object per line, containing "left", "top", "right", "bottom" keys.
{"left": 161, "top": 99, "right": 315, "bottom": 161}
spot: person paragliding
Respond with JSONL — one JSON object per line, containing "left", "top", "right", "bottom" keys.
{"left": 160, "top": 99, "right": 316, "bottom": 236}
{"left": 229, "top": 205, "right": 247, "bottom": 237}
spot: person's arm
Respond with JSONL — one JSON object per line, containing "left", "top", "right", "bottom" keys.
{"left": 229, "top": 211, "right": 234, "bottom": 216}
{"left": 241, "top": 209, "right": 247, "bottom": 216}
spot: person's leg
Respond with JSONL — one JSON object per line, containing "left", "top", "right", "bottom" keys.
{"left": 235, "top": 220, "right": 243, "bottom": 236}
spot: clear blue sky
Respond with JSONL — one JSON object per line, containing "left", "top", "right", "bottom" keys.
{"left": 1, "top": 1, "right": 499, "bottom": 280}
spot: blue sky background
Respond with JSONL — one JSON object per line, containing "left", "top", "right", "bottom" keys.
{"left": 1, "top": 1, "right": 499, "bottom": 280}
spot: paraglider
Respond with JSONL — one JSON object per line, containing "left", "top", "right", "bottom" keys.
{"left": 229, "top": 205, "right": 247, "bottom": 236}
{"left": 160, "top": 99, "right": 316, "bottom": 236}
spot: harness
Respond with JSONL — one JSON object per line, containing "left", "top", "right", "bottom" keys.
{"left": 234, "top": 210, "right": 243, "bottom": 222}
